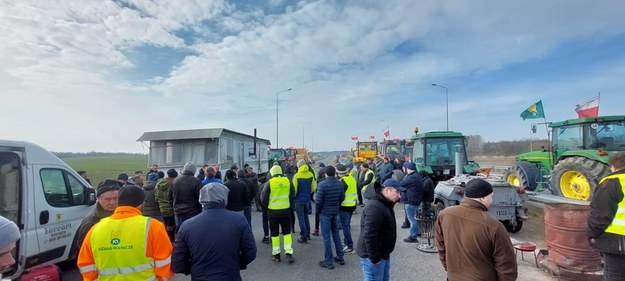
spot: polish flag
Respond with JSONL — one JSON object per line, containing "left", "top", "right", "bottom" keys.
{"left": 383, "top": 129, "right": 390, "bottom": 138}
{"left": 575, "top": 96, "right": 599, "bottom": 118}
{"left": 351, "top": 136, "right": 358, "bottom": 141}
{"left": 370, "top": 135, "right": 376, "bottom": 140}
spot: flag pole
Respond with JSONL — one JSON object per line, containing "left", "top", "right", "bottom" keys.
{"left": 598, "top": 92, "right": 601, "bottom": 115}
{"left": 539, "top": 100, "right": 553, "bottom": 166}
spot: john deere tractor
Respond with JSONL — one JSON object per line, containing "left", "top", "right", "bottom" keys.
{"left": 411, "top": 129, "right": 480, "bottom": 182}
{"left": 505, "top": 115, "right": 625, "bottom": 201}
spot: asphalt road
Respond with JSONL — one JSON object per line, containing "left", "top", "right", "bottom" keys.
{"left": 62, "top": 203, "right": 555, "bottom": 281}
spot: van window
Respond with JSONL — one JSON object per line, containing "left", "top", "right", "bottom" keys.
{"left": 40, "top": 169, "right": 86, "bottom": 207}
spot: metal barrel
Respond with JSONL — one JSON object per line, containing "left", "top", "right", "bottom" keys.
{"left": 544, "top": 203, "right": 602, "bottom": 272}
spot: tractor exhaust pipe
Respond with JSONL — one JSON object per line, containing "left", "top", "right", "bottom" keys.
{"left": 454, "top": 145, "right": 463, "bottom": 177}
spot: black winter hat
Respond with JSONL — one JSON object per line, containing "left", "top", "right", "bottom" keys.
{"left": 97, "top": 179, "right": 120, "bottom": 198}
{"left": 117, "top": 185, "right": 145, "bottom": 207}
{"left": 464, "top": 179, "right": 493, "bottom": 198}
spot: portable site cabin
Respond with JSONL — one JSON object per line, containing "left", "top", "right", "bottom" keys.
{"left": 136, "top": 128, "right": 271, "bottom": 176}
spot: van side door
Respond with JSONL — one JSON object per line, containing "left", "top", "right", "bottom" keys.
{"left": 30, "top": 164, "right": 93, "bottom": 267}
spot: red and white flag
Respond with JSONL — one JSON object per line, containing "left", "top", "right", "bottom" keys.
{"left": 575, "top": 96, "right": 599, "bottom": 118}
{"left": 351, "top": 136, "right": 358, "bottom": 141}
{"left": 370, "top": 135, "right": 376, "bottom": 140}
{"left": 383, "top": 129, "right": 390, "bottom": 138}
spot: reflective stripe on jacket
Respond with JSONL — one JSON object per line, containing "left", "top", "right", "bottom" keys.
{"left": 341, "top": 175, "right": 358, "bottom": 207}
{"left": 268, "top": 176, "right": 291, "bottom": 210}
{"left": 601, "top": 174, "right": 625, "bottom": 235}
{"left": 77, "top": 206, "right": 173, "bottom": 281}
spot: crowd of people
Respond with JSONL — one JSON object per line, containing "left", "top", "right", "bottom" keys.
{"left": 4, "top": 153, "right": 625, "bottom": 280}
{"left": 66, "top": 157, "right": 444, "bottom": 280}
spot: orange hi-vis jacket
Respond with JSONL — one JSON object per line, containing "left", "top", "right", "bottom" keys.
{"left": 77, "top": 206, "right": 174, "bottom": 281}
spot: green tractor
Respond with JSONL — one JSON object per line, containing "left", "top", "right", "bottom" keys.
{"left": 411, "top": 129, "right": 480, "bottom": 182}
{"left": 505, "top": 115, "right": 625, "bottom": 201}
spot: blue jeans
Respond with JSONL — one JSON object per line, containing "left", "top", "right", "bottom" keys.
{"left": 175, "top": 212, "right": 199, "bottom": 232}
{"left": 339, "top": 210, "right": 353, "bottom": 249}
{"left": 360, "top": 257, "right": 390, "bottom": 281}
{"left": 404, "top": 204, "right": 420, "bottom": 238}
{"left": 243, "top": 206, "right": 252, "bottom": 227}
{"left": 295, "top": 203, "right": 310, "bottom": 240}
{"left": 320, "top": 213, "right": 344, "bottom": 265}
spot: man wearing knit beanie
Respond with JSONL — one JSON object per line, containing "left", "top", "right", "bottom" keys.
{"left": 0, "top": 215, "right": 20, "bottom": 271}
{"left": 78, "top": 185, "right": 173, "bottom": 280}
{"left": 435, "top": 179, "right": 517, "bottom": 280}
{"left": 171, "top": 162, "right": 203, "bottom": 230}
{"left": 75, "top": 179, "right": 120, "bottom": 253}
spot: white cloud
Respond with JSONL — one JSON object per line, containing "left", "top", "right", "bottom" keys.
{"left": 1, "top": 0, "right": 625, "bottom": 153}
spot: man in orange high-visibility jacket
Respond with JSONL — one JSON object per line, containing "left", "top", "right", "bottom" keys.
{"left": 78, "top": 185, "right": 174, "bottom": 281}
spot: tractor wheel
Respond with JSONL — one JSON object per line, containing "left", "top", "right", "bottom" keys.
{"left": 504, "top": 161, "right": 539, "bottom": 191}
{"left": 503, "top": 218, "right": 523, "bottom": 233}
{"left": 434, "top": 201, "right": 445, "bottom": 218}
{"left": 550, "top": 157, "right": 610, "bottom": 201}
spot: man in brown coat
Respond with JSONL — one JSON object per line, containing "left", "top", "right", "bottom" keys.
{"left": 435, "top": 178, "right": 517, "bottom": 281}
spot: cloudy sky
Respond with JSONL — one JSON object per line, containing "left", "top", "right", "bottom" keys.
{"left": 1, "top": 0, "right": 625, "bottom": 153}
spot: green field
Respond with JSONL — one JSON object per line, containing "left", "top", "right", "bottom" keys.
{"left": 61, "top": 155, "right": 148, "bottom": 187}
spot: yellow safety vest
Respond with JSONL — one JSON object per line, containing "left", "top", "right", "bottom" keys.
{"left": 600, "top": 174, "right": 625, "bottom": 235}
{"left": 341, "top": 175, "right": 358, "bottom": 207}
{"left": 268, "top": 176, "right": 291, "bottom": 210}
{"left": 363, "top": 169, "right": 376, "bottom": 190}
{"left": 90, "top": 216, "right": 155, "bottom": 281}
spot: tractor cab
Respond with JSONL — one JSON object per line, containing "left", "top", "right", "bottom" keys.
{"left": 380, "top": 139, "right": 414, "bottom": 163}
{"left": 411, "top": 130, "right": 479, "bottom": 182}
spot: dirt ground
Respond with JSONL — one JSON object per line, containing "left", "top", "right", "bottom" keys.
{"left": 510, "top": 202, "right": 547, "bottom": 249}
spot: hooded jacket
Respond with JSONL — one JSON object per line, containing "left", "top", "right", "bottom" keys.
{"left": 293, "top": 164, "right": 317, "bottom": 203}
{"left": 260, "top": 165, "right": 295, "bottom": 218}
{"left": 435, "top": 199, "right": 517, "bottom": 281}
{"left": 142, "top": 181, "right": 161, "bottom": 217}
{"left": 172, "top": 183, "right": 256, "bottom": 280}
{"left": 356, "top": 183, "right": 397, "bottom": 263}
{"left": 155, "top": 178, "right": 175, "bottom": 217}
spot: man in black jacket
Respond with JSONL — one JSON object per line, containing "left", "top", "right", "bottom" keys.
{"left": 171, "top": 162, "right": 203, "bottom": 232}
{"left": 587, "top": 152, "right": 625, "bottom": 280}
{"left": 357, "top": 179, "right": 405, "bottom": 281}
{"left": 400, "top": 162, "right": 423, "bottom": 243}
{"left": 224, "top": 170, "right": 250, "bottom": 215}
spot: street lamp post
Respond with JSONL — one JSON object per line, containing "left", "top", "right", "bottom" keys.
{"left": 431, "top": 83, "right": 449, "bottom": 131}
{"left": 275, "top": 88, "right": 293, "bottom": 148}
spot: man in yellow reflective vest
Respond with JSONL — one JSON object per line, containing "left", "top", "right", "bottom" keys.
{"left": 588, "top": 152, "right": 625, "bottom": 279}
{"left": 358, "top": 163, "right": 376, "bottom": 204}
{"left": 78, "top": 185, "right": 174, "bottom": 281}
{"left": 337, "top": 164, "right": 357, "bottom": 254}
{"left": 261, "top": 165, "right": 296, "bottom": 264}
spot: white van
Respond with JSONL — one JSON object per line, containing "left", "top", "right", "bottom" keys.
{"left": 0, "top": 140, "right": 96, "bottom": 279}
